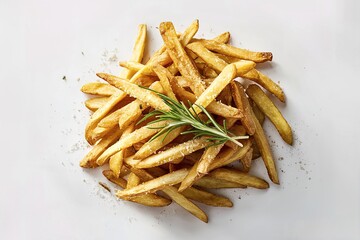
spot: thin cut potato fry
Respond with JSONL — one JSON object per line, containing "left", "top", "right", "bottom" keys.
{"left": 81, "top": 82, "right": 120, "bottom": 96}
{"left": 96, "top": 120, "right": 171, "bottom": 165}
{"left": 91, "top": 126, "right": 113, "bottom": 145}
{"left": 250, "top": 99, "right": 265, "bottom": 125}
{"left": 250, "top": 109, "right": 279, "bottom": 184}
{"left": 197, "top": 144, "right": 224, "bottom": 174}
{"left": 194, "top": 176, "right": 246, "bottom": 189}
{"left": 127, "top": 172, "right": 141, "bottom": 188}
{"left": 186, "top": 42, "right": 256, "bottom": 77}
{"left": 170, "top": 79, "right": 242, "bottom": 118}
{"left": 209, "top": 168, "right": 269, "bottom": 189}
{"left": 159, "top": 21, "right": 205, "bottom": 96}
{"left": 191, "top": 31, "right": 230, "bottom": 44}
{"left": 109, "top": 124, "right": 134, "bottom": 177}
{"left": 181, "top": 186, "right": 233, "bottom": 207}
{"left": 243, "top": 69, "right": 285, "bottom": 102}
{"left": 85, "top": 97, "right": 109, "bottom": 111}
{"left": 208, "top": 140, "right": 251, "bottom": 171}
{"left": 129, "top": 167, "right": 208, "bottom": 222}
{"left": 119, "top": 61, "right": 157, "bottom": 76}
{"left": 80, "top": 128, "right": 122, "bottom": 168}
{"left": 116, "top": 168, "right": 189, "bottom": 198}
{"left": 120, "top": 24, "right": 147, "bottom": 79}
{"left": 178, "top": 161, "right": 202, "bottom": 192}
{"left": 246, "top": 84, "right": 293, "bottom": 145}
{"left": 136, "top": 138, "right": 209, "bottom": 169}
{"left": 162, "top": 186, "right": 208, "bottom": 222}
{"left": 103, "top": 170, "right": 171, "bottom": 207}
{"left": 230, "top": 81, "right": 256, "bottom": 135}
{"left": 200, "top": 39, "right": 273, "bottom": 63}
{"left": 133, "top": 126, "right": 186, "bottom": 160}
{"left": 193, "top": 64, "right": 237, "bottom": 114}
{"left": 97, "top": 74, "right": 169, "bottom": 111}
{"left": 216, "top": 84, "right": 232, "bottom": 106}
{"left": 240, "top": 148, "right": 253, "bottom": 173}
{"left": 153, "top": 65, "right": 177, "bottom": 101}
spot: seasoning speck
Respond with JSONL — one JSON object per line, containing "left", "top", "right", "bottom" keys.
{"left": 62, "top": 76, "right": 67, "bottom": 81}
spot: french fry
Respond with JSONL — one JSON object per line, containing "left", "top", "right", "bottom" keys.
{"left": 178, "top": 161, "right": 203, "bottom": 192}
{"left": 230, "top": 81, "right": 256, "bottom": 135}
{"left": 80, "top": 128, "right": 122, "bottom": 168}
{"left": 119, "top": 61, "right": 156, "bottom": 76}
{"left": 103, "top": 170, "right": 171, "bottom": 207}
{"left": 217, "top": 85, "right": 232, "bottom": 106}
{"left": 109, "top": 124, "right": 134, "bottom": 177}
{"left": 84, "top": 97, "right": 109, "bottom": 111}
{"left": 197, "top": 144, "right": 224, "bottom": 174}
{"left": 250, "top": 99, "right": 265, "bottom": 125}
{"left": 81, "top": 82, "right": 120, "bottom": 96}
{"left": 243, "top": 69, "right": 285, "bottom": 102}
{"left": 136, "top": 138, "right": 209, "bottom": 169}
{"left": 200, "top": 39, "right": 273, "bottom": 63}
{"left": 251, "top": 137, "right": 261, "bottom": 160}
{"left": 127, "top": 172, "right": 141, "bottom": 188}
{"left": 170, "top": 79, "right": 242, "bottom": 119}
{"left": 116, "top": 168, "right": 189, "bottom": 198}
{"left": 130, "top": 168, "right": 208, "bottom": 222}
{"left": 192, "top": 64, "right": 237, "bottom": 114}
{"left": 96, "top": 120, "right": 171, "bottom": 165}
{"left": 181, "top": 186, "right": 233, "bottom": 207}
{"left": 186, "top": 42, "right": 256, "bottom": 77}
{"left": 194, "top": 176, "right": 246, "bottom": 189}
{"left": 250, "top": 109, "right": 279, "bottom": 184}
{"left": 240, "top": 148, "right": 253, "bottom": 173}
{"left": 133, "top": 126, "right": 186, "bottom": 160}
{"left": 208, "top": 140, "right": 251, "bottom": 171}
{"left": 121, "top": 24, "right": 147, "bottom": 79}
{"left": 159, "top": 22, "right": 205, "bottom": 96}
{"left": 209, "top": 168, "right": 269, "bottom": 189}
{"left": 97, "top": 74, "right": 170, "bottom": 112}
{"left": 153, "top": 65, "right": 177, "bottom": 101}
{"left": 246, "top": 84, "right": 293, "bottom": 145}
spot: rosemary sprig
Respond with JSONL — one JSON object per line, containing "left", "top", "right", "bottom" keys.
{"left": 138, "top": 88, "right": 249, "bottom": 147}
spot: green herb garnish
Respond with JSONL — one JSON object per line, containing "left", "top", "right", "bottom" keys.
{"left": 138, "top": 88, "right": 248, "bottom": 147}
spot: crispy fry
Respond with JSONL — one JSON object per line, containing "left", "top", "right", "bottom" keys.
{"left": 246, "top": 84, "right": 293, "bottom": 145}
{"left": 96, "top": 120, "right": 170, "bottom": 165}
{"left": 194, "top": 176, "right": 246, "bottom": 189}
{"left": 230, "top": 81, "right": 256, "bottom": 135}
{"left": 243, "top": 69, "right": 285, "bottom": 102}
{"left": 153, "top": 65, "right": 177, "bottom": 101}
{"left": 170, "top": 79, "right": 242, "bottom": 118}
{"left": 181, "top": 186, "right": 233, "bottom": 207}
{"left": 80, "top": 128, "right": 122, "bottom": 168}
{"left": 240, "top": 148, "right": 253, "bottom": 173}
{"left": 217, "top": 84, "right": 232, "bottom": 105}
{"left": 136, "top": 138, "right": 209, "bottom": 169}
{"left": 208, "top": 140, "right": 251, "bottom": 171}
{"left": 81, "top": 82, "right": 120, "bottom": 96}
{"left": 127, "top": 172, "right": 141, "bottom": 188}
{"left": 97, "top": 74, "right": 169, "bottom": 111}
{"left": 197, "top": 144, "right": 224, "bottom": 174}
{"left": 84, "top": 97, "right": 109, "bottom": 111}
{"left": 159, "top": 22, "right": 205, "bottom": 96}
{"left": 119, "top": 61, "right": 156, "bottom": 76}
{"left": 103, "top": 170, "right": 171, "bottom": 207}
{"left": 200, "top": 39, "right": 272, "bottom": 63}
{"left": 186, "top": 42, "right": 256, "bottom": 77}
{"left": 193, "top": 64, "right": 237, "bottom": 114}
{"left": 250, "top": 99, "right": 265, "bottom": 125}
{"left": 116, "top": 168, "right": 189, "bottom": 198}
{"left": 209, "top": 168, "right": 269, "bottom": 189}
{"left": 178, "top": 161, "right": 203, "bottom": 192}
{"left": 109, "top": 124, "right": 134, "bottom": 177}
{"left": 250, "top": 109, "right": 279, "bottom": 184}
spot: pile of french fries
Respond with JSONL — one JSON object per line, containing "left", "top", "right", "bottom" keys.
{"left": 80, "top": 20, "right": 293, "bottom": 223}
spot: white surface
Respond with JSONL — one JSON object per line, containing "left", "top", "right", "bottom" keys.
{"left": 1, "top": 0, "right": 359, "bottom": 239}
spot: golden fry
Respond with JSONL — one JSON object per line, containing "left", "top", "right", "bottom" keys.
{"left": 81, "top": 82, "right": 120, "bottom": 96}
{"left": 246, "top": 84, "right": 293, "bottom": 145}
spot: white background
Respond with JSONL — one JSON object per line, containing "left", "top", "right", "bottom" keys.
{"left": 1, "top": 0, "right": 359, "bottom": 239}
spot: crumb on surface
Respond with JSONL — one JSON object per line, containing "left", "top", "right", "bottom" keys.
{"left": 99, "top": 182, "right": 111, "bottom": 192}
